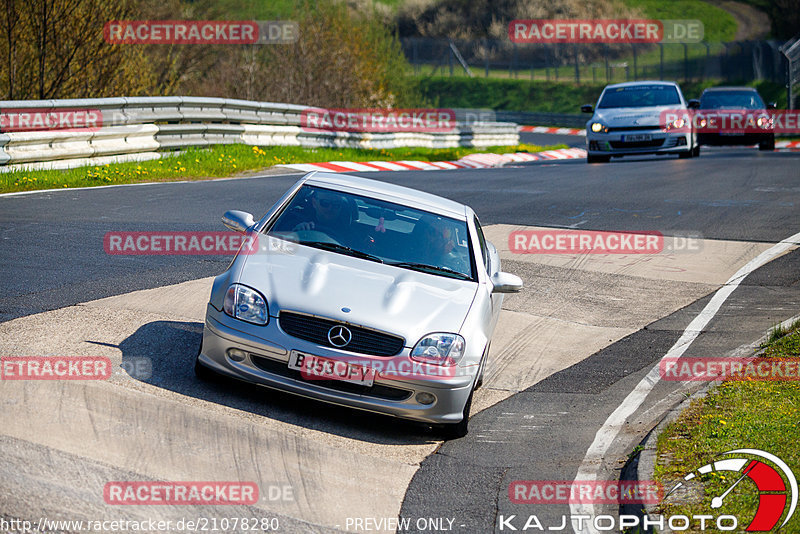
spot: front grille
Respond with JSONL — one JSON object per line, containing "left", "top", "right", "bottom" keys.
{"left": 609, "top": 139, "right": 665, "bottom": 149}
{"left": 279, "top": 311, "right": 405, "bottom": 357}
{"left": 250, "top": 355, "right": 412, "bottom": 401}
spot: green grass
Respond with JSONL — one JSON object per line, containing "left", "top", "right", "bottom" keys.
{"left": 0, "top": 142, "right": 558, "bottom": 194}
{"left": 410, "top": 0, "right": 739, "bottom": 88}
{"left": 653, "top": 327, "right": 800, "bottom": 532}
{"left": 622, "top": 0, "right": 737, "bottom": 42}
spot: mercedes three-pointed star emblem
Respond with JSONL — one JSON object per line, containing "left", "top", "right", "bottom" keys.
{"left": 327, "top": 325, "right": 352, "bottom": 347}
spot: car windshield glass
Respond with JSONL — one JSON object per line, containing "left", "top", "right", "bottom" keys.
{"left": 700, "top": 91, "right": 765, "bottom": 109}
{"left": 266, "top": 184, "right": 475, "bottom": 281}
{"left": 598, "top": 85, "right": 682, "bottom": 108}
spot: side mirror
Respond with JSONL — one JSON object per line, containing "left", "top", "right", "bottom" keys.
{"left": 581, "top": 104, "right": 593, "bottom": 113}
{"left": 767, "top": 102, "right": 777, "bottom": 110}
{"left": 688, "top": 99, "right": 700, "bottom": 109}
{"left": 490, "top": 272, "right": 523, "bottom": 294}
{"left": 222, "top": 210, "right": 255, "bottom": 233}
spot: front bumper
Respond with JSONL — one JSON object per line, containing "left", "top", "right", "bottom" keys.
{"left": 586, "top": 129, "right": 692, "bottom": 157}
{"left": 198, "top": 304, "right": 475, "bottom": 424}
{"left": 697, "top": 132, "right": 773, "bottom": 146}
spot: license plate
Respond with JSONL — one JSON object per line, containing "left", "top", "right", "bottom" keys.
{"left": 288, "top": 351, "right": 374, "bottom": 386}
{"left": 623, "top": 134, "right": 652, "bottom": 142}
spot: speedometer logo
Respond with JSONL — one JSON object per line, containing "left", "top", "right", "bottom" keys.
{"left": 665, "top": 449, "right": 798, "bottom": 531}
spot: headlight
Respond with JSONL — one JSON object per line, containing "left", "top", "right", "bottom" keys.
{"left": 411, "top": 333, "right": 466, "bottom": 366}
{"left": 590, "top": 122, "right": 607, "bottom": 133}
{"left": 223, "top": 284, "right": 268, "bottom": 325}
{"left": 665, "top": 118, "right": 685, "bottom": 130}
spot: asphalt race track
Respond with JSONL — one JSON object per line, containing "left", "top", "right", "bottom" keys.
{"left": 1, "top": 145, "right": 799, "bottom": 533}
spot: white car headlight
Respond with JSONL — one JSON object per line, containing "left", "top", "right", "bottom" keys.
{"left": 590, "top": 122, "right": 607, "bottom": 133}
{"left": 411, "top": 333, "right": 466, "bottom": 366}
{"left": 223, "top": 284, "right": 268, "bottom": 325}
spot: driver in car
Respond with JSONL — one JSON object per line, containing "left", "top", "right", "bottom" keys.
{"left": 417, "top": 217, "right": 467, "bottom": 273}
{"left": 292, "top": 189, "right": 349, "bottom": 233}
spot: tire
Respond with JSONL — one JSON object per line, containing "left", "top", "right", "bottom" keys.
{"left": 474, "top": 343, "right": 490, "bottom": 390}
{"left": 194, "top": 343, "right": 218, "bottom": 381}
{"left": 759, "top": 138, "right": 775, "bottom": 151}
{"left": 691, "top": 144, "right": 700, "bottom": 157}
{"left": 678, "top": 149, "right": 693, "bottom": 159}
{"left": 587, "top": 154, "right": 610, "bottom": 164}
{"left": 438, "top": 390, "right": 473, "bottom": 440}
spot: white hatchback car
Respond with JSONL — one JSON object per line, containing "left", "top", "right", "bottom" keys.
{"left": 582, "top": 81, "right": 699, "bottom": 163}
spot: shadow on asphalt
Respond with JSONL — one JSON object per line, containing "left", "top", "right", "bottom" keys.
{"left": 114, "top": 319, "right": 440, "bottom": 445}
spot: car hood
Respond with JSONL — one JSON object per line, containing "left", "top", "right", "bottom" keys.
{"left": 237, "top": 242, "right": 478, "bottom": 346}
{"left": 590, "top": 105, "right": 684, "bottom": 128}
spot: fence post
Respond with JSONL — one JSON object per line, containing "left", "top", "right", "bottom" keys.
{"left": 684, "top": 44, "right": 689, "bottom": 81}
{"left": 555, "top": 46, "right": 560, "bottom": 81}
{"left": 484, "top": 39, "right": 490, "bottom": 77}
{"left": 413, "top": 39, "right": 418, "bottom": 75}
{"left": 573, "top": 44, "right": 580, "bottom": 83}
{"left": 449, "top": 45, "right": 454, "bottom": 77}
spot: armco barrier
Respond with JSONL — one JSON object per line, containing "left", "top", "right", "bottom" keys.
{"left": 0, "top": 97, "right": 518, "bottom": 171}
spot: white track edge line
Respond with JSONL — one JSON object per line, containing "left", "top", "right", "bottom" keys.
{"left": 569, "top": 229, "right": 800, "bottom": 533}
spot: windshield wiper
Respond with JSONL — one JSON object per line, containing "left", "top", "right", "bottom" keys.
{"left": 387, "top": 261, "right": 472, "bottom": 281}
{"left": 300, "top": 241, "right": 384, "bottom": 264}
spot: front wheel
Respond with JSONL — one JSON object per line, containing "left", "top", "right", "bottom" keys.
{"left": 587, "top": 154, "right": 610, "bottom": 164}
{"left": 678, "top": 149, "right": 694, "bottom": 159}
{"left": 759, "top": 137, "right": 775, "bottom": 151}
{"left": 474, "top": 343, "right": 490, "bottom": 390}
{"left": 194, "top": 343, "right": 218, "bottom": 381}
{"left": 438, "top": 390, "right": 473, "bottom": 440}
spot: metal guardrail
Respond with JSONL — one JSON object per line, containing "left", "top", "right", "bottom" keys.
{"left": 0, "top": 97, "right": 520, "bottom": 171}
{"left": 495, "top": 110, "right": 586, "bottom": 128}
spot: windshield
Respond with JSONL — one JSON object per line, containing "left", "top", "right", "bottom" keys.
{"left": 598, "top": 85, "right": 682, "bottom": 108}
{"left": 700, "top": 91, "right": 765, "bottom": 109}
{"left": 267, "top": 185, "right": 475, "bottom": 281}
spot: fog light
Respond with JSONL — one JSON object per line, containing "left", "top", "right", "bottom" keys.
{"left": 415, "top": 392, "right": 436, "bottom": 405}
{"left": 676, "top": 137, "right": 687, "bottom": 146}
{"left": 226, "top": 348, "right": 247, "bottom": 362}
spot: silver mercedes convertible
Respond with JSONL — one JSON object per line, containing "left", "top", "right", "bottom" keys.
{"left": 195, "top": 172, "right": 522, "bottom": 438}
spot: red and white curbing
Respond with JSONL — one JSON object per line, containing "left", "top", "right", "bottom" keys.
{"left": 519, "top": 125, "right": 585, "bottom": 136}
{"left": 776, "top": 140, "right": 800, "bottom": 149}
{"left": 281, "top": 147, "right": 587, "bottom": 173}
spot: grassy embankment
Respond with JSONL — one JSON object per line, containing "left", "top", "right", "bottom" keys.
{"left": 652, "top": 322, "right": 800, "bottom": 532}
{"left": 0, "top": 142, "right": 556, "bottom": 194}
